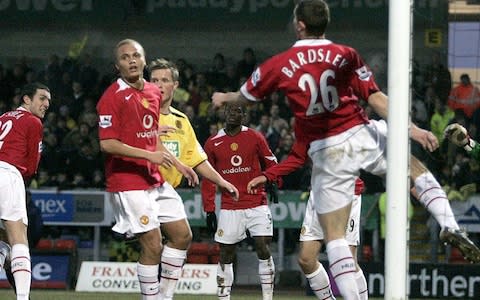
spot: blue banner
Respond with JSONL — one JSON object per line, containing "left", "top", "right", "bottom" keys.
{"left": 32, "top": 193, "right": 75, "bottom": 222}
{"left": 0, "top": 254, "right": 72, "bottom": 289}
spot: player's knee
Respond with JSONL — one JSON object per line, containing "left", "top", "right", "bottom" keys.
{"left": 297, "top": 252, "right": 315, "bottom": 272}
{"left": 169, "top": 230, "right": 192, "bottom": 250}
{"left": 255, "top": 244, "right": 271, "bottom": 260}
{"left": 140, "top": 237, "right": 163, "bottom": 258}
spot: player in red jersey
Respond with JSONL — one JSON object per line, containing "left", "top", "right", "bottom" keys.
{"left": 97, "top": 39, "right": 198, "bottom": 300}
{"left": 248, "top": 140, "right": 368, "bottom": 300}
{"left": 0, "top": 82, "right": 50, "bottom": 300}
{"left": 201, "top": 103, "right": 278, "bottom": 300}
{"left": 212, "top": 1, "right": 480, "bottom": 298}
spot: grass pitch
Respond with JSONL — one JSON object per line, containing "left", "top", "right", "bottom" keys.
{"left": 0, "top": 289, "right": 435, "bottom": 299}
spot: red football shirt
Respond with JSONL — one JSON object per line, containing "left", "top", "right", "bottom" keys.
{"left": 263, "top": 139, "right": 364, "bottom": 195}
{"left": 201, "top": 126, "right": 277, "bottom": 211}
{"left": 97, "top": 78, "right": 164, "bottom": 192}
{"left": 240, "top": 39, "right": 380, "bottom": 145}
{"left": 0, "top": 107, "right": 43, "bottom": 179}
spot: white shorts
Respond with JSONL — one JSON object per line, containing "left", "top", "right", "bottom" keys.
{"left": 300, "top": 193, "right": 361, "bottom": 246}
{"left": 309, "top": 120, "right": 387, "bottom": 214}
{"left": 110, "top": 182, "right": 186, "bottom": 236}
{"left": 215, "top": 205, "right": 273, "bottom": 244}
{"left": 0, "top": 161, "right": 27, "bottom": 226}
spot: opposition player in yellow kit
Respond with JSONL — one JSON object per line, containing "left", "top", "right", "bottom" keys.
{"left": 148, "top": 57, "right": 239, "bottom": 203}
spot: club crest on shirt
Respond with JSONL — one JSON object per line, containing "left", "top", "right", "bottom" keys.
{"left": 175, "top": 120, "right": 182, "bottom": 129}
{"left": 98, "top": 115, "right": 112, "bottom": 128}
{"left": 300, "top": 226, "right": 306, "bottom": 236}
{"left": 140, "top": 215, "right": 149, "bottom": 225}
{"left": 217, "top": 229, "right": 224, "bottom": 237}
{"left": 230, "top": 143, "right": 238, "bottom": 151}
{"left": 142, "top": 98, "right": 149, "bottom": 109}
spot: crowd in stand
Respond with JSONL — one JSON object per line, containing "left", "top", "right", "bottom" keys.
{"left": 1, "top": 49, "right": 479, "bottom": 201}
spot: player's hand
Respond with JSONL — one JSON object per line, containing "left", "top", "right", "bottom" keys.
{"left": 148, "top": 150, "right": 174, "bottom": 168}
{"left": 206, "top": 212, "right": 217, "bottom": 234}
{"left": 211, "top": 92, "right": 228, "bottom": 109}
{"left": 410, "top": 125, "right": 439, "bottom": 152}
{"left": 158, "top": 125, "right": 176, "bottom": 137}
{"left": 219, "top": 180, "right": 239, "bottom": 201}
{"left": 176, "top": 163, "right": 199, "bottom": 186}
{"left": 444, "top": 123, "right": 469, "bottom": 147}
{"left": 247, "top": 175, "right": 267, "bottom": 194}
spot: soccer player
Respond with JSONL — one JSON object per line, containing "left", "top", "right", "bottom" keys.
{"left": 248, "top": 140, "right": 368, "bottom": 300}
{"left": 211, "top": 1, "right": 480, "bottom": 298}
{"left": 149, "top": 58, "right": 238, "bottom": 195}
{"left": 96, "top": 39, "right": 198, "bottom": 300}
{"left": 0, "top": 82, "right": 50, "bottom": 300}
{"left": 201, "top": 103, "right": 278, "bottom": 300}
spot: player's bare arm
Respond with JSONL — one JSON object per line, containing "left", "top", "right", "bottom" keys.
{"left": 211, "top": 91, "right": 249, "bottom": 109}
{"left": 100, "top": 139, "right": 174, "bottom": 167}
{"left": 368, "top": 91, "right": 438, "bottom": 152}
{"left": 247, "top": 175, "right": 268, "bottom": 194}
{"left": 195, "top": 161, "right": 239, "bottom": 200}
{"left": 367, "top": 91, "right": 388, "bottom": 120}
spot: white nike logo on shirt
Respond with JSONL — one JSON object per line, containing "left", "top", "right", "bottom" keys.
{"left": 214, "top": 141, "right": 223, "bottom": 146}
{"left": 125, "top": 94, "right": 133, "bottom": 101}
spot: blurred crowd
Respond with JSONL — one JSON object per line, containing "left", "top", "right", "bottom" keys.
{"left": 1, "top": 49, "right": 479, "bottom": 201}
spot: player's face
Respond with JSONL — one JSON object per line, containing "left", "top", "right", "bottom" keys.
{"left": 115, "top": 42, "right": 146, "bottom": 83}
{"left": 225, "top": 105, "right": 244, "bottom": 126}
{"left": 150, "top": 68, "right": 178, "bottom": 103}
{"left": 28, "top": 88, "right": 50, "bottom": 119}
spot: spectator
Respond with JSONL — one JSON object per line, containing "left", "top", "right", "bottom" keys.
{"left": 424, "top": 52, "right": 452, "bottom": 103}
{"left": 256, "top": 114, "right": 281, "bottom": 152}
{"left": 430, "top": 97, "right": 454, "bottom": 144}
{"left": 237, "top": 47, "right": 257, "bottom": 79}
{"left": 448, "top": 73, "right": 480, "bottom": 124}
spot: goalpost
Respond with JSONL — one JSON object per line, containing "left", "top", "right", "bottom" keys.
{"left": 385, "top": 0, "right": 413, "bottom": 299}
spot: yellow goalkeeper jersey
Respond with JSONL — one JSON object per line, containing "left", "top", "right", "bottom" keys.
{"left": 159, "top": 106, "right": 208, "bottom": 187}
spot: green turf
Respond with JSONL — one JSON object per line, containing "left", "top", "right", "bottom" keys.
{"left": 0, "top": 290, "right": 315, "bottom": 300}
{"left": 0, "top": 289, "right": 435, "bottom": 299}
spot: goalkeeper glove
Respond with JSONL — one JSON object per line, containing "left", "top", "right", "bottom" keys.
{"left": 444, "top": 123, "right": 476, "bottom": 152}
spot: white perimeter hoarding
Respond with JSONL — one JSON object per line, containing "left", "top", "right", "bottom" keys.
{"left": 76, "top": 262, "right": 217, "bottom": 294}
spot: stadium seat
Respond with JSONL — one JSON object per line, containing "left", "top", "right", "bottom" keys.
{"left": 35, "top": 239, "right": 54, "bottom": 250}
{"left": 54, "top": 239, "right": 77, "bottom": 250}
{"left": 188, "top": 242, "right": 210, "bottom": 255}
{"left": 187, "top": 254, "right": 209, "bottom": 264}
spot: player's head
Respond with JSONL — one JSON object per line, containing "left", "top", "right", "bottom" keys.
{"left": 114, "top": 39, "right": 146, "bottom": 84}
{"left": 149, "top": 58, "right": 179, "bottom": 105}
{"left": 224, "top": 103, "right": 246, "bottom": 128}
{"left": 20, "top": 82, "right": 50, "bottom": 119}
{"left": 293, "top": 0, "right": 329, "bottom": 39}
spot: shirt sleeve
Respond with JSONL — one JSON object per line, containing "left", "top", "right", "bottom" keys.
{"left": 240, "top": 56, "right": 280, "bottom": 102}
{"left": 184, "top": 119, "right": 208, "bottom": 168}
{"left": 201, "top": 139, "right": 216, "bottom": 212}
{"left": 97, "top": 91, "right": 121, "bottom": 140}
{"left": 347, "top": 48, "right": 381, "bottom": 101}
{"left": 262, "top": 140, "right": 308, "bottom": 182}
{"left": 25, "top": 118, "right": 43, "bottom": 178}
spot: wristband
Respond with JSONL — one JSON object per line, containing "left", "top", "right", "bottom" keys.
{"left": 464, "top": 138, "right": 476, "bottom": 152}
